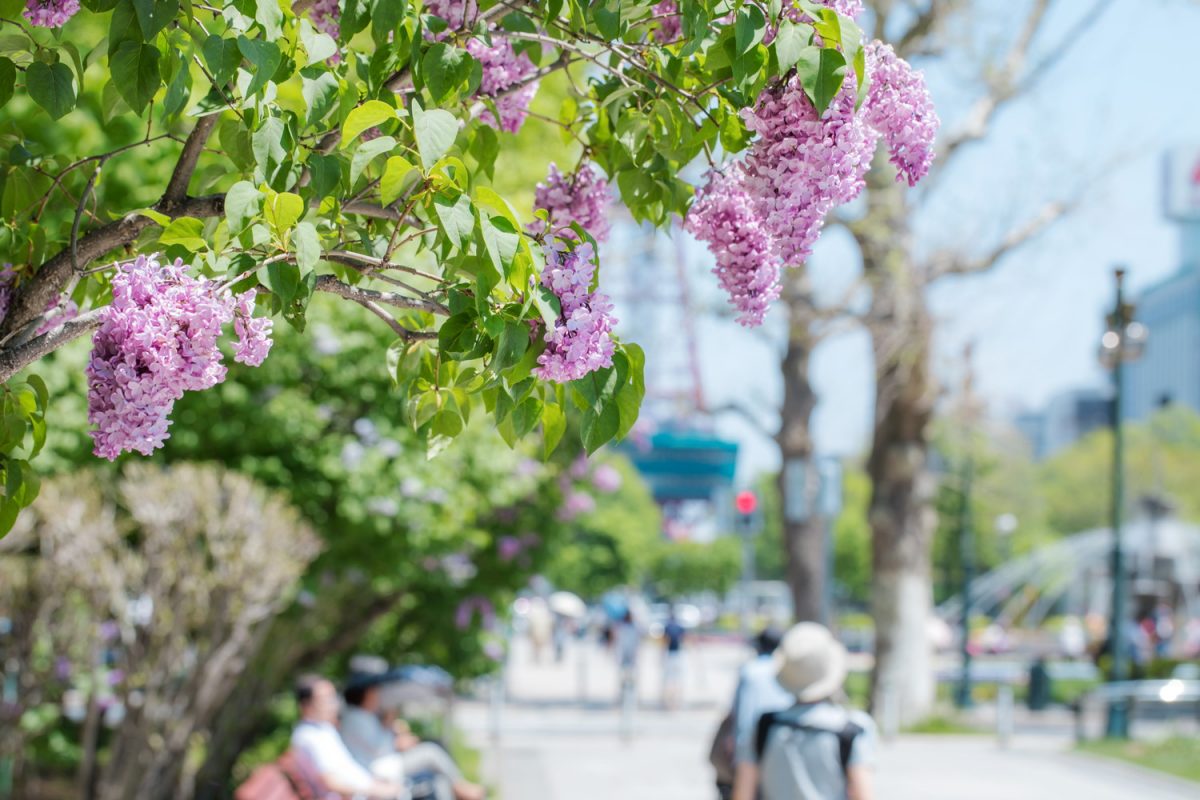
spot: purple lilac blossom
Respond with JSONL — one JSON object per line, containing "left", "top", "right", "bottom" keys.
{"left": 653, "top": 0, "right": 681, "bottom": 42}
{"left": 558, "top": 490, "right": 596, "bottom": 521}
{"left": 35, "top": 295, "right": 79, "bottom": 337}
{"left": 529, "top": 163, "right": 611, "bottom": 242}
{"left": 86, "top": 254, "right": 268, "bottom": 460}
{"left": 233, "top": 289, "right": 274, "bottom": 366}
{"left": 24, "top": 0, "right": 79, "bottom": 28}
{"left": 466, "top": 37, "right": 539, "bottom": 133}
{"left": 741, "top": 70, "right": 878, "bottom": 267}
{"left": 498, "top": 535, "right": 523, "bottom": 562}
{"left": 863, "top": 40, "right": 939, "bottom": 186}
{"left": 591, "top": 463, "right": 622, "bottom": 493}
{"left": 531, "top": 243, "right": 616, "bottom": 383}
{"left": 454, "top": 595, "right": 495, "bottom": 630}
{"left": 685, "top": 164, "right": 781, "bottom": 326}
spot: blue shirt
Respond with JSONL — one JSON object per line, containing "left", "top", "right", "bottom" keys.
{"left": 732, "top": 655, "right": 796, "bottom": 765}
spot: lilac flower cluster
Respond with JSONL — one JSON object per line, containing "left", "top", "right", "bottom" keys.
{"left": 653, "top": 0, "right": 681, "bottom": 42}
{"left": 24, "top": 0, "right": 79, "bottom": 28}
{"left": 466, "top": 37, "right": 539, "bottom": 133}
{"left": 864, "top": 40, "right": 939, "bottom": 186}
{"left": 454, "top": 595, "right": 495, "bottom": 630}
{"left": 309, "top": 0, "right": 340, "bottom": 39}
{"left": 684, "top": 165, "right": 781, "bottom": 326}
{"left": 529, "top": 163, "right": 611, "bottom": 242}
{"left": 233, "top": 289, "right": 273, "bottom": 367}
{"left": 497, "top": 532, "right": 540, "bottom": 563}
{"left": 425, "top": 0, "right": 477, "bottom": 29}
{"left": 591, "top": 463, "right": 622, "bottom": 493}
{"left": 741, "top": 70, "right": 878, "bottom": 267}
{"left": 532, "top": 242, "right": 617, "bottom": 384}
{"left": 86, "top": 254, "right": 272, "bottom": 460}
{"left": 558, "top": 489, "right": 596, "bottom": 521}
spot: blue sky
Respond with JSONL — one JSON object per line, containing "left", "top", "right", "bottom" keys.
{"left": 612, "top": 1, "right": 1200, "bottom": 479}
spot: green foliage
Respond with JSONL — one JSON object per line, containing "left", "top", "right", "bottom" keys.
{"left": 0, "top": 375, "right": 48, "bottom": 537}
{"left": 0, "top": 0, "right": 865, "bottom": 492}
{"left": 1079, "top": 737, "right": 1200, "bottom": 784}
{"left": 646, "top": 536, "right": 741, "bottom": 598}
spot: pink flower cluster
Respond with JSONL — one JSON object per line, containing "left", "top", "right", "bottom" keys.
{"left": 309, "top": 0, "right": 340, "bottom": 39}
{"left": 529, "top": 163, "right": 611, "bottom": 242}
{"left": 685, "top": 164, "right": 781, "bottom": 326}
{"left": 425, "top": 0, "right": 477, "bottom": 29}
{"left": 864, "top": 40, "right": 939, "bottom": 186}
{"left": 24, "top": 0, "right": 79, "bottom": 28}
{"left": 558, "top": 489, "right": 596, "bottom": 521}
{"left": 686, "top": 39, "right": 937, "bottom": 325}
{"left": 742, "top": 70, "right": 877, "bottom": 267}
{"left": 591, "top": 463, "right": 622, "bottom": 493}
{"left": 466, "top": 37, "right": 539, "bottom": 133}
{"left": 497, "top": 532, "right": 540, "bottom": 562}
{"left": 653, "top": 0, "right": 681, "bottom": 42}
{"left": 86, "top": 254, "right": 272, "bottom": 460}
{"left": 532, "top": 242, "right": 616, "bottom": 383}
{"left": 455, "top": 595, "right": 495, "bottom": 630}
{"left": 233, "top": 289, "right": 273, "bottom": 366}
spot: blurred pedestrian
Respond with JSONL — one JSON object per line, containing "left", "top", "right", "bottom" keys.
{"left": 733, "top": 623, "right": 877, "bottom": 800}
{"left": 661, "top": 607, "right": 686, "bottom": 710}
{"left": 615, "top": 609, "right": 640, "bottom": 700}
{"left": 527, "top": 597, "right": 553, "bottom": 663}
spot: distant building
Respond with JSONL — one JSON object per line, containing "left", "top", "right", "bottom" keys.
{"left": 1017, "top": 388, "right": 1110, "bottom": 459}
{"left": 1122, "top": 147, "right": 1200, "bottom": 421}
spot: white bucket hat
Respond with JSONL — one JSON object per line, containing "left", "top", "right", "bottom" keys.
{"left": 772, "top": 622, "right": 848, "bottom": 702}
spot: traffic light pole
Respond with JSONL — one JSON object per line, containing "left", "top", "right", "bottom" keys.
{"left": 1105, "top": 273, "right": 1130, "bottom": 739}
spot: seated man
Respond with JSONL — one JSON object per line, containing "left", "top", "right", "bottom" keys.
{"left": 291, "top": 674, "right": 408, "bottom": 800}
{"left": 340, "top": 679, "right": 484, "bottom": 800}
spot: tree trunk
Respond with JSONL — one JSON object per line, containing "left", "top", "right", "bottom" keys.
{"left": 857, "top": 167, "right": 938, "bottom": 726}
{"left": 776, "top": 271, "right": 825, "bottom": 623}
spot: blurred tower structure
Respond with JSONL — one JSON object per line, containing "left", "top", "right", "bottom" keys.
{"left": 604, "top": 218, "right": 737, "bottom": 541}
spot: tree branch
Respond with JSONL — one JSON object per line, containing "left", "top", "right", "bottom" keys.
{"left": 163, "top": 114, "right": 219, "bottom": 203}
{"left": 923, "top": 198, "right": 1068, "bottom": 281}
{"left": 313, "top": 274, "right": 449, "bottom": 316}
{"left": 0, "top": 310, "right": 102, "bottom": 383}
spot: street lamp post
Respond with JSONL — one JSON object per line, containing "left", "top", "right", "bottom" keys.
{"left": 1098, "top": 267, "right": 1147, "bottom": 740}
{"left": 954, "top": 343, "right": 978, "bottom": 710}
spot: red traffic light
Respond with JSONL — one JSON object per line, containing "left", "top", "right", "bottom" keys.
{"left": 735, "top": 490, "right": 757, "bottom": 515}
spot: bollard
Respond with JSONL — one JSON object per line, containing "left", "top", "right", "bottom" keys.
{"left": 996, "top": 684, "right": 1014, "bottom": 749}
{"left": 619, "top": 672, "right": 636, "bottom": 742}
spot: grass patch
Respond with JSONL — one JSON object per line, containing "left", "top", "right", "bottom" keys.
{"left": 1079, "top": 737, "right": 1200, "bottom": 783}
{"left": 901, "top": 715, "right": 985, "bottom": 735}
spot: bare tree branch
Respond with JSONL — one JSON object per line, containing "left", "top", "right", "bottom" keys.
{"left": 924, "top": 199, "right": 1067, "bottom": 281}
{"left": 353, "top": 299, "right": 438, "bottom": 341}
{"left": 935, "top": 0, "right": 1111, "bottom": 173}
{"left": 163, "top": 114, "right": 219, "bottom": 203}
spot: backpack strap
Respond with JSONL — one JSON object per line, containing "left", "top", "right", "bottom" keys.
{"left": 754, "top": 712, "right": 864, "bottom": 773}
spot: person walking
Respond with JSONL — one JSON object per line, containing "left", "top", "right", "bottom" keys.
{"left": 733, "top": 623, "right": 876, "bottom": 800}
{"left": 661, "top": 608, "right": 686, "bottom": 710}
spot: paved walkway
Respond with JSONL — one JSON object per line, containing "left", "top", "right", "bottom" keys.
{"left": 456, "top": 636, "right": 1197, "bottom": 800}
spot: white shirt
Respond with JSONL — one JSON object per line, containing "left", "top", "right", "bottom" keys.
{"left": 291, "top": 720, "right": 376, "bottom": 793}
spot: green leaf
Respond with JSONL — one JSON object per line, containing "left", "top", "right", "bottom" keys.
{"left": 438, "top": 312, "right": 481, "bottom": 358}
{"left": 133, "top": 0, "right": 179, "bottom": 39}
{"left": 255, "top": 0, "right": 283, "bottom": 38}
{"left": 472, "top": 185, "right": 520, "bottom": 229}
{"left": 263, "top": 260, "right": 301, "bottom": 305}
{"left": 292, "top": 221, "right": 321, "bottom": 272}
{"left": 380, "top": 155, "right": 417, "bottom": 205}
{"left": 263, "top": 190, "right": 304, "bottom": 238}
{"left": 251, "top": 115, "right": 287, "bottom": 182}
{"left": 0, "top": 57, "right": 14, "bottom": 109}
{"left": 25, "top": 61, "right": 75, "bottom": 120}
{"left": 432, "top": 193, "right": 474, "bottom": 249}
{"left": 159, "top": 216, "right": 206, "bottom": 251}
{"left": 541, "top": 401, "right": 565, "bottom": 459}
{"left": 298, "top": 20, "right": 337, "bottom": 66}
{"left": 163, "top": 52, "right": 192, "bottom": 117}
{"left": 237, "top": 36, "right": 281, "bottom": 98}
{"left": 302, "top": 72, "right": 340, "bottom": 127}
{"left": 735, "top": 4, "right": 767, "bottom": 55}
{"left": 108, "top": 0, "right": 144, "bottom": 58}
{"left": 202, "top": 35, "right": 241, "bottom": 86}
{"left": 412, "top": 101, "right": 458, "bottom": 171}
{"left": 592, "top": 3, "right": 621, "bottom": 40}
{"left": 349, "top": 135, "right": 396, "bottom": 185}
{"left": 341, "top": 100, "right": 398, "bottom": 148}
{"left": 795, "top": 45, "right": 847, "bottom": 115}
{"left": 111, "top": 41, "right": 161, "bottom": 114}
{"left": 614, "top": 344, "right": 645, "bottom": 439}
{"left": 480, "top": 215, "right": 519, "bottom": 280}
{"left": 493, "top": 321, "right": 528, "bottom": 372}
{"left": 531, "top": 285, "right": 561, "bottom": 326}
{"left": 308, "top": 153, "right": 341, "bottom": 199}
{"left": 422, "top": 42, "right": 472, "bottom": 103}
{"left": 224, "top": 180, "right": 262, "bottom": 233}
{"left": 774, "top": 19, "right": 805, "bottom": 74}
{"left": 581, "top": 403, "right": 620, "bottom": 454}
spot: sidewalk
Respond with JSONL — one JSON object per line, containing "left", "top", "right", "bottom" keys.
{"left": 457, "top": 636, "right": 1197, "bottom": 800}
